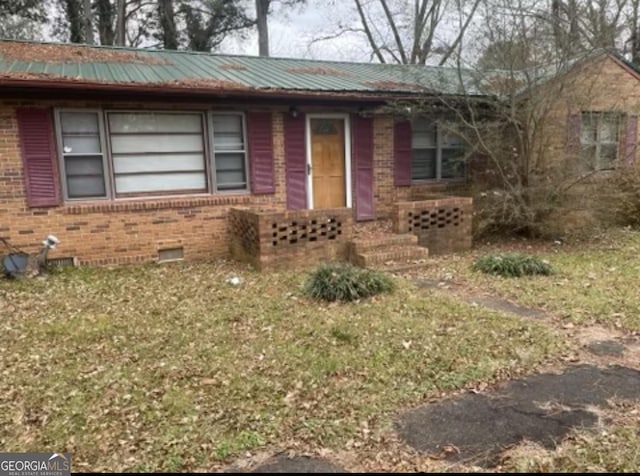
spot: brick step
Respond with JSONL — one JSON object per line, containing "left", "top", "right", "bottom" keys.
{"left": 350, "top": 233, "right": 418, "bottom": 253}
{"left": 352, "top": 244, "right": 429, "bottom": 268}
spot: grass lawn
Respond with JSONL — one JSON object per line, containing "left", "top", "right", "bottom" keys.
{"left": 0, "top": 261, "right": 557, "bottom": 472}
{"left": 432, "top": 227, "right": 640, "bottom": 332}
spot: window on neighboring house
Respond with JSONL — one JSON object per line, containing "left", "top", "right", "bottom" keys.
{"left": 411, "top": 119, "right": 466, "bottom": 181}
{"left": 107, "top": 112, "right": 207, "bottom": 195}
{"left": 210, "top": 113, "right": 248, "bottom": 191}
{"left": 57, "top": 110, "right": 107, "bottom": 199}
{"left": 580, "top": 111, "right": 621, "bottom": 171}
{"left": 56, "top": 109, "right": 250, "bottom": 200}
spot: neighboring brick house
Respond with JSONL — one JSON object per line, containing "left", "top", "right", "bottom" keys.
{"left": 0, "top": 41, "right": 637, "bottom": 266}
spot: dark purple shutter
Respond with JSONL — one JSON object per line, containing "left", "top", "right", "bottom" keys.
{"left": 284, "top": 113, "right": 307, "bottom": 210}
{"left": 352, "top": 115, "right": 375, "bottom": 220}
{"left": 624, "top": 113, "right": 638, "bottom": 165}
{"left": 566, "top": 112, "right": 582, "bottom": 158}
{"left": 16, "top": 108, "right": 60, "bottom": 207}
{"left": 394, "top": 120, "right": 412, "bottom": 186}
{"left": 247, "top": 111, "right": 275, "bottom": 194}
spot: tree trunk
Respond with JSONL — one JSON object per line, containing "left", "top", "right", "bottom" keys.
{"left": 83, "top": 0, "right": 94, "bottom": 44}
{"left": 96, "top": 0, "right": 115, "bottom": 45}
{"left": 115, "top": 0, "right": 125, "bottom": 46}
{"left": 65, "top": 0, "right": 84, "bottom": 43}
{"left": 158, "top": 0, "right": 178, "bottom": 50}
{"left": 256, "top": 0, "right": 270, "bottom": 56}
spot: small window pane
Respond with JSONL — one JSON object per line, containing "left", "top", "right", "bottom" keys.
{"left": 412, "top": 120, "right": 436, "bottom": 148}
{"left": 411, "top": 149, "right": 436, "bottom": 180}
{"left": 216, "top": 171, "right": 247, "bottom": 190}
{"left": 110, "top": 134, "right": 204, "bottom": 154}
{"left": 113, "top": 153, "right": 205, "bottom": 174}
{"left": 60, "top": 112, "right": 99, "bottom": 134}
{"left": 442, "top": 130, "right": 464, "bottom": 148}
{"left": 599, "top": 144, "right": 617, "bottom": 169}
{"left": 62, "top": 136, "right": 101, "bottom": 154}
{"left": 67, "top": 176, "right": 106, "bottom": 198}
{"left": 65, "top": 155, "right": 104, "bottom": 176}
{"left": 215, "top": 152, "right": 246, "bottom": 190}
{"left": 109, "top": 113, "right": 202, "bottom": 134}
{"left": 581, "top": 114, "right": 597, "bottom": 144}
{"left": 442, "top": 149, "right": 466, "bottom": 179}
{"left": 212, "top": 115, "right": 244, "bottom": 151}
{"left": 115, "top": 172, "right": 206, "bottom": 193}
{"left": 600, "top": 118, "right": 618, "bottom": 142}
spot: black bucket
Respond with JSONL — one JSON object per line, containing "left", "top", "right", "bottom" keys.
{"left": 2, "top": 252, "right": 30, "bottom": 278}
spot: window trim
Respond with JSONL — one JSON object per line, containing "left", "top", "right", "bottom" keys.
{"left": 411, "top": 120, "right": 467, "bottom": 183}
{"left": 54, "top": 108, "right": 111, "bottom": 201}
{"left": 105, "top": 110, "right": 210, "bottom": 197}
{"left": 580, "top": 111, "right": 622, "bottom": 172}
{"left": 208, "top": 111, "right": 250, "bottom": 194}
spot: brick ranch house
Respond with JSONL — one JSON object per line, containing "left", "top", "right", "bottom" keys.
{"left": 0, "top": 41, "right": 637, "bottom": 269}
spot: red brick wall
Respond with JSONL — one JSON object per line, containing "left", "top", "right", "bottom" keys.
{"left": 0, "top": 101, "right": 460, "bottom": 265}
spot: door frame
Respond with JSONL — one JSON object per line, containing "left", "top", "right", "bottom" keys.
{"left": 305, "top": 113, "right": 352, "bottom": 210}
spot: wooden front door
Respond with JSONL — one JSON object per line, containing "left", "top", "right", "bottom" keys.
{"left": 310, "top": 118, "right": 346, "bottom": 208}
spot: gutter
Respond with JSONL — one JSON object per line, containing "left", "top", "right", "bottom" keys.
{"left": 0, "top": 77, "right": 426, "bottom": 104}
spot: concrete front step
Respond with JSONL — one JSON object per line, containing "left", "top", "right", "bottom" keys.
{"left": 353, "top": 245, "right": 429, "bottom": 268}
{"left": 351, "top": 233, "right": 418, "bottom": 253}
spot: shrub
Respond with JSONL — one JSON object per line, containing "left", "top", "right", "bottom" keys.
{"left": 303, "top": 263, "right": 395, "bottom": 302}
{"left": 473, "top": 253, "right": 554, "bottom": 277}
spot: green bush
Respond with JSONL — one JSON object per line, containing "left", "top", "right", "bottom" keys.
{"left": 303, "top": 263, "right": 395, "bottom": 302}
{"left": 473, "top": 253, "right": 554, "bottom": 277}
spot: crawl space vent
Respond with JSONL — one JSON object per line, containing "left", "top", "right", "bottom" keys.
{"left": 158, "top": 247, "right": 184, "bottom": 263}
{"left": 46, "top": 256, "right": 78, "bottom": 268}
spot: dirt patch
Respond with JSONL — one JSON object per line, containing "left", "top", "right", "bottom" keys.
{"left": 396, "top": 364, "right": 640, "bottom": 467}
{"left": 586, "top": 340, "right": 626, "bottom": 356}
{"left": 353, "top": 219, "right": 393, "bottom": 238}
{"left": 0, "top": 42, "right": 169, "bottom": 65}
{"left": 464, "top": 296, "right": 546, "bottom": 319}
{"left": 249, "top": 455, "right": 346, "bottom": 473}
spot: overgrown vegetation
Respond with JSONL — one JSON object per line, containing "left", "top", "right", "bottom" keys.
{"left": 303, "top": 263, "right": 395, "bottom": 302}
{"left": 0, "top": 262, "right": 557, "bottom": 472}
{"left": 503, "top": 401, "right": 640, "bottom": 473}
{"left": 474, "top": 253, "right": 554, "bottom": 277}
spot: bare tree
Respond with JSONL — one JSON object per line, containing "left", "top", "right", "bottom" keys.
{"left": 340, "top": 0, "right": 482, "bottom": 65}
{"left": 256, "top": 0, "right": 269, "bottom": 55}
{"left": 83, "top": 0, "right": 94, "bottom": 44}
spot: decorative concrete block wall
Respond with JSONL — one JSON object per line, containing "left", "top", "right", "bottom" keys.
{"left": 229, "top": 207, "right": 353, "bottom": 270}
{"left": 393, "top": 196, "right": 473, "bottom": 255}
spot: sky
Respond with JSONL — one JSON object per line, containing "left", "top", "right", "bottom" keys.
{"left": 219, "top": 1, "right": 373, "bottom": 62}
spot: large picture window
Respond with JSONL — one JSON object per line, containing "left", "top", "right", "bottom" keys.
{"left": 55, "top": 109, "right": 249, "bottom": 201}
{"left": 107, "top": 112, "right": 207, "bottom": 195}
{"left": 411, "top": 119, "right": 466, "bottom": 181}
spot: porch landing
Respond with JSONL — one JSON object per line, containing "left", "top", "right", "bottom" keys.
{"left": 229, "top": 196, "right": 472, "bottom": 271}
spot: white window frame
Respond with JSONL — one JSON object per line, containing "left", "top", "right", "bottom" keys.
{"left": 54, "top": 108, "right": 111, "bottom": 201}
{"left": 411, "top": 121, "right": 466, "bottom": 182}
{"left": 305, "top": 113, "right": 352, "bottom": 210}
{"left": 104, "top": 110, "right": 209, "bottom": 197}
{"left": 580, "top": 111, "right": 622, "bottom": 171}
{"left": 208, "top": 111, "right": 250, "bottom": 193}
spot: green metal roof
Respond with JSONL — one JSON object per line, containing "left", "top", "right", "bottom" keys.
{"left": 0, "top": 40, "right": 485, "bottom": 96}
